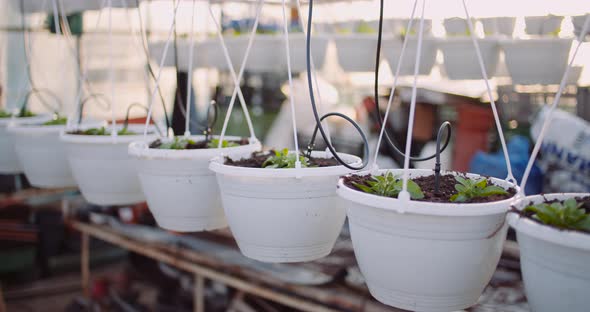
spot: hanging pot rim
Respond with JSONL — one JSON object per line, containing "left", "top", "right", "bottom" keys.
{"left": 337, "top": 168, "right": 518, "bottom": 216}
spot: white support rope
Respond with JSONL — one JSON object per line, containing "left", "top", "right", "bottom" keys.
{"left": 399, "top": 0, "right": 426, "bottom": 203}
{"left": 108, "top": 0, "right": 117, "bottom": 138}
{"left": 143, "top": 0, "right": 182, "bottom": 136}
{"left": 281, "top": 0, "right": 301, "bottom": 168}
{"left": 14, "top": 0, "right": 49, "bottom": 113}
{"left": 371, "top": 0, "right": 418, "bottom": 171}
{"left": 519, "top": 14, "right": 590, "bottom": 196}
{"left": 209, "top": 0, "right": 262, "bottom": 148}
{"left": 461, "top": 0, "right": 515, "bottom": 184}
{"left": 185, "top": 0, "right": 197, "bottom": 137}
{"left": 66, "top": 0, "right": 108, "bottom": 129}
{"left": 294, "top": 0, "right": 332, "bottom": 145}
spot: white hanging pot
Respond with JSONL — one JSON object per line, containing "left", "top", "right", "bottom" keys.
{"left": 282, "top": 33, "right": 329, "bottom": 72}
{"left": 382, "top": 35, "right": 438, "bottom": 76}
{"left": 573, "top": 15, "right": 590, "bottom": 40}
{"left": 148, "top": 40, "right": 207, "bottom": 71}
{"left": 525, "top": 16, "right": 564, "bottom": 36}
{"left": 337, "top": 169, "right": 517, "bottom": 312}
{"left": 480, "top": 17, "right": 516, "bottom": 37}
{"left": 61, "top": 124, "right": 156, "bottom": 206}
{"left": 203, "top": 35, "right": 283, "bottom": 73}
{"left": 443, "top": 18, "right": 470, "bottom": 36}
{"left": 0, "top": 114, "right": 52, "bottom": 174}
{"left": 333, "top": 34, "right": 379, "bottom": 72}
{"left": 128, "top": 136, "right": 261, "bottom": 232}
{"left": 7, "top": 122, "right": 89, "bottom": 188}
{"left": 438, "top": 37, "right": 500, "bottom": 80}
{"left": 508, "top": 193, "right": 590, "bottom": 312}
{"left": 501, "top": 38, "right": 573, "bottom": 85}
{"left": 209, "top": 151, "right": 361, "bottom": 263}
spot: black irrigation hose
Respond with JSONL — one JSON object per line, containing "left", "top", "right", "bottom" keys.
{"left": 77, "top": 93, "right": 111, "bottom": 124}
{"left": 123, "top": 102, "right": 163, "bottom": 135}
{"left": 136, "top": 0, "right": 171, "bottom": 133}
{"left": 204, "top": 100, "right": 218, "bottom": 142}
{"left": 374, "top": 0, "right": 452, "bottom": 162}
{"left": 19, "top": 0, "right": 57, "bottom": 115}
{"left": 306, "top": 0, "right": 368, "bottom": 170}
{"left": 21, "top": 88, "right": 62, "bottom": 116}
{"left": 305, "top": 112, "right": 369, "bottom": 162}
{"left": 434, "top": 121, "right": 452, "bottom": 194}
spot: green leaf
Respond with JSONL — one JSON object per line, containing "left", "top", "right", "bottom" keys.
{"left": 407, "top": 180, "right": 425, "bottom": 199}
{"left": 524, "top": 200, "right": 590, "bottom": 232}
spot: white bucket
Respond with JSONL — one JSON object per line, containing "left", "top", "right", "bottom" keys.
{"left": 438, "top": 37, "right": 500, "bottom": 80}
{"left": 525, "top": 16, "right": 564, "bottom": 36}
{"left": 382, "top": 36, "right": 438, "bottom": 76}
{"left": 60, "top": 124, "right": 156, "bottom": 205}
{"left": 501, "top": 38, "right": 573, "bottom": 85}
{"left": 480, "top": 17, "right": 516, "bottom": 37}
{"left": 508, "top": 193, "right": 590, "bottom": 312}
{"left": 337, "top": 169, "right": 517, "bottom": 312}
{"left": 128, "top": 136, "right": 261, "bottom": 232}
{"left": 209, "top": 151, "right": 361, "bottom": 263}
{"left": 0, "top": 114, "right": 52, "bottom": 174}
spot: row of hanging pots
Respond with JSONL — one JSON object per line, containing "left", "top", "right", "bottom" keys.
{"left": 150, "top": 32, "right": 580, "bottom": 84}
{"left": 150, "top": 34, "right": 330, "bottom": 73}
{"left": 18, "top": 0, "right": 137, "bottom": 14}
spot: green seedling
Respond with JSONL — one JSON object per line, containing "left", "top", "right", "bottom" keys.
{"left": 0, "top": 110, "right": 12, "bottom": 118}
{"left": 523, "top": 198, "right": 590, "bottom": 233}
{"left": 207, "top": 138, "right": 239, "bottom": 149}
{"left": 43, "top": 116, "right": 67, "bottom": 125}
{"left": 354, "top": 172, "right": 425, "bottom": 200}
{"left": 450, "top": 176, "right": 508, "bottom": 202}
{"left": 262, "top": 148, "right": 310, "bottom": 169}
{"left": 81, "top": 127, "right": 135, "bottom": 136}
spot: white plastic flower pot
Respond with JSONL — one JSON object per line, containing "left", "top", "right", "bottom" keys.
{"left": 525, "top": 16, "right": 564, "bottom": 36}
{"left": 209, "top": 151, "right": 361, "bottom": 263}
{"left": 443, "top": 18, "right": 470, "bottom": 36}
{"left": 61, "top": 124, "right": 156, "bottom": 206}
{"left": 0, "top": 114, "right": 52, "bottom": 174}
{"left": 508, "top": 193, "right": 590, "bottom": 312}
{"left": 333, "top": 34, "right": 379, "bottom": 72}
{"left": 128, "top": 136, "right": 261, "bottom": 232}
{"left": 203, "top": 35, "right": 283, "bottom": 73}
{"left": 148, "top": 40, "right": 207, "bottom": 71}
{"left": 282, "top": 34, "right": 329, "bottom": 72}
{"left": 573, "top": 15, "right": 590, "bottom": 41}
{"left": 501, "top": 38, "right": 573, "bottom": 85}
{"left": 480, "top": 17, "right": 516, "bottom": 37}
{"left": 382, "top": 36, "right": 438, "bottom": 76}
{"left": 438, "top": 37, "right": 500, "bottom": 80}
{"left": 8, "top": 124, "right": 77, "bottom": 188}
{"left": 337, "top": 169, "right": 517, "bottom": 312}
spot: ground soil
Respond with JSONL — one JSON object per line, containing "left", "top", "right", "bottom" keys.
{"left": 513, "top": 196, "right": 590, "bottom": 234}
{"left": 343, "top": 173, "right": 517, "bottom": 203}
{"left": 149, "top": 138, "right": 248, "bottom": 150}
{"left": 225, "top": 150, "right": 340, "bottom": 168}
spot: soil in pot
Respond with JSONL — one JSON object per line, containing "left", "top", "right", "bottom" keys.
{"left": 343, "top": 173, "right": 516, "bottom": 203}
{"left": 68, "top": 126, "right": 139, "bottom": 136}
{"left": 513, "top": 196, "right": 590, "bottom": 234}
{"left": 225, "top": 150, "right": 339, "bottom": 168}
{"left": 149, "top": 137, "right": 249, "bottom": 150}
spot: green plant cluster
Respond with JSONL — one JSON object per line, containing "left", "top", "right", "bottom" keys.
{"left": 450, "top": 176, "right": 508, "bottom": 202}
{"left": 81, "top": 127, "right": 136, "bottom": 136}
{"left": 157, "top": 137, "right": 196, "bottom": 150}
{"left": 0, "top": 110, "right": 12, "bottom": 118}
{"left": 43, "top": 116, "right": 67, "bottom": 125}
{"left": 262, "top": 149, "right": 310, "bottom": 169}
{"left": 524, "top": 198, "right": 590, "bottom": 233}
{"left": 207, "top": 138, "right": 239, "bottom": 149}
{"left": 19, "top": 110, "right": 36, "bottom": 117}
{"left": 353, "top": 172, "right": 425, "bottom": 200}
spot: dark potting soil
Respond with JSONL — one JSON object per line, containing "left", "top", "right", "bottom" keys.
{"left": 512, "top": 196, "right": 590, "bottom": 234}
{"left": 148, "top": 138, "right": 249, "bottom": 150}
{"left": 342, "top": 173, "right": 517, "bottom": 203}
{"left": 224, "top": 150, "right": 340, "bottom": 168}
